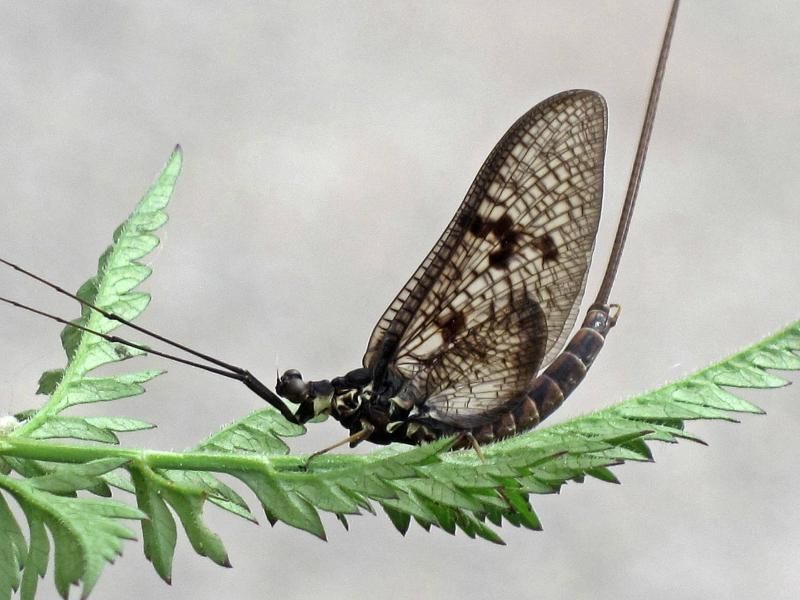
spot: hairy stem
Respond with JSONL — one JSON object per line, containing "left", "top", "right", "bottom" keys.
{"left": 0, "top": 436, "right": 307, "bottom": 471}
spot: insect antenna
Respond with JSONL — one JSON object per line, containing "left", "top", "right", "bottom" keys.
{"left": 0, "top": 257, "right": 299, "bottom": 423}
{"left": 594, "top": 0, "right": 679, "bottom": 305}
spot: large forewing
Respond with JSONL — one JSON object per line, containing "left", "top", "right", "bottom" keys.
{"left": 363, "top": 90, "right": 607, "bottom": 394}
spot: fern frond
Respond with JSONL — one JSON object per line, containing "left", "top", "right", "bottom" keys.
{"left": 0, "top": 467, "right": 144, "bottom": 599}
{"left": 0, "top": 147, "right": 794, "bottom": 598}
{"left": 13, "top": 146, "right": 181, "bottom": 442}
{"left": 1, "top": 147, "right": 181, "bottom": 599}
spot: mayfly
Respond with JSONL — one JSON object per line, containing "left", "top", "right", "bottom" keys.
{"left": 1, "top": 1, "right": 680, "bottom": 452}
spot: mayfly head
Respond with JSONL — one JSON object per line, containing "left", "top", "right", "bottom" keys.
{"left": 276, "top": 369, "right": 335, "bottom": 423}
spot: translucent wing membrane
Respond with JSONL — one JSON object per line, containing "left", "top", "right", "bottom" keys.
{"left": 363, "top": 90, "right": 607, "bottom": 421}
{"left": 417, "top": 287, "right": 548, "bottom": 426}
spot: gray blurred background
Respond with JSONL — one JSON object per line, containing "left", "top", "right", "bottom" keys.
{"left": 1, "top": 1, "right": 798, "bottom": 599}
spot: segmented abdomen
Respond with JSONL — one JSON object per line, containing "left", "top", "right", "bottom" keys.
{"left": 460, "top": 304, "right": 614, "bottom": 446}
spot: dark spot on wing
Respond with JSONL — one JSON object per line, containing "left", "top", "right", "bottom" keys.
{"left": 457, "top": 213, "right": 484, "bottom": 237}
{"left": 487, "top": 216, "right": 522, "bottom": 270}
{"left": 437, "top": 311, "right": 466, "bottom": 344}
{"left": 470, "top": 215, "right": 487, "bottom": 237}
{"left": 534, "top": 233, "right": 559, "bottom": 261}
{"left": 463, "top": 213, "right": 519, "bottom": 243}
{"left": 468, "top": 215, "right": 487, "bottom": 237}
{"left": 499, "top": 229, "right": 520, "bottom": 250}
{"left": 490, "top": 214, "right": 514, "bottom": 238}
{"left": 460, "top": 212, "right": 528, "bottom": 270}
{"left": 489, "top": 246, "right": 514, "bottom": 269}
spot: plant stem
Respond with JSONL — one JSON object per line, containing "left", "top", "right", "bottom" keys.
{"left": 0, "top": 436, "right": 307, "bottom": 471}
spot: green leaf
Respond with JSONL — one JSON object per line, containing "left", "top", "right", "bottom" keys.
{"left": 382, "top": 505, "right": 411, "bottom": 535}
{"left": 286, "top": 477, "right": 363, "bottom": 515}
{"left": 585, "top": 466, "right": 621, "bottom": 484}
{"left": 5, "top": 457, "right": 113, "bottom": 498}
{"left": 708, "top": 359, "right": 788, "bottom": 388}
{"left": 36, "top": 369, "right": 64, "bottom": 396}
{"left": 51, "top": 497, "right": 143, "bottom": 597}
{"left": 49, "top": 516, "right": 83, "bottom": 598}
{"left": 132, "top": 464, "right": 229, "bottom": 570}
{"left": 130, "top": 467, "right": 177, "bottom": 583}
{"left": 153, "top": 408, "right": 310, "bottom": 527}
{"left": 27, "top": 458, "right": 128, "bottom": 495}
{"left": 160, "top": 486, "right": 230, "bottom": 568}
{"left": 28, "top": 417, "right": 120, "bottom": 444}
{"left": 84, "top": 417, "right": 155, "bottom": 433}
{"left": 57, "top": 371, "right": 164, "bottom": 409}
{"left": 99, "top": 470, "right": 135, "bottom": 494}
{"left": 671, "top": 381, "right": 764, "bottom": 414}
{"left": 236, "top": 470, "right": 326, "bottom": 540}
{"left": 454, "top": 511, "right": 505, "bottom": 544}
{"left": 152, "top": 408, "right": 308, "bottom": 526}
{"left": 0, "top": 148, "right": 182, "bottom": 597}
{"left": 0, "top": 492, "right": 26, "bottom": 599}
{"left": 163, "top": 470, "right": 255, "bottom": 522}
{"left": 14, "top": 147, "right": 181, "bottom": 440}
{"left": 195, "top": 408, "right": 306, "bottom": 456}
{"left": 28, "top": 415, "right": 156, "bottom": 447}
{"left": 0, "top": 473, "right": 144, "bottom": 598}
{"left": 502, "top": 487, "right": 542, "bottom": 530}
{"left": 19, "top": 508, "right": 48, "bottom": 600}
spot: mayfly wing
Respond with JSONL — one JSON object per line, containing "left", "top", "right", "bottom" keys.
{"left": 362, "top": 90, "right": 607, "bottom": 424}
